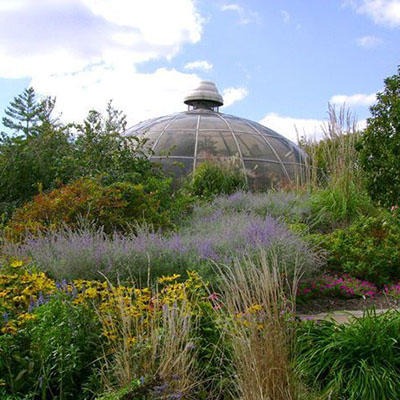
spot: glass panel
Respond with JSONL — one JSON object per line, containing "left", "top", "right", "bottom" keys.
{"left": 283, "top": 163, "right": 307, "bottom": 184}
{"left": 264, "top": 137, "right": 293, "bottom": 161}
{"left": 153, "top": 131, "right": 196, "bottom": 157}
{"left": 142, "top": 132, "right": 162, "bottom": 149}
{"left": 152, "top": 157, "right": 194, "bottom": 182}
{"left": 235, "top": 133, "right": 279, "bottom": 161}
{"left": 225, "top": 117, "right": 254, "bottom": 132}
{"left": 169, "top": 114, "right": 198, "bottom": 130}
{"left": 255, "top": 123, "right": 282, "bottom": 139}
{"left": 196, "top": 131, "right": 239, "bottom": 158}
{"left": 244, "top": 161, "right": 289, "bottom": 190}
{"left": 199, "top": 114, "right": 228, "bottom": 130}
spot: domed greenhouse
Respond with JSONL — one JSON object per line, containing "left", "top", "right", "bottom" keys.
{"left": 125, "top": 81, "right": 307, "bottom": 190}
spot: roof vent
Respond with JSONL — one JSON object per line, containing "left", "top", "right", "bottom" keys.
{"left": 184, "top": 81, "right": 224, "bottom": 111}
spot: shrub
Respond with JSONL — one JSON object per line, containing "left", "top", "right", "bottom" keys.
{"left": 357, "top": 66, "right": 400, "bottom": 207}
{"left": 316, "top": 211, "right": 400, "bottom": 286}
{"left": 188, "top": 160, "right": 248, "bottom": 199}
{"left": 297, "top": 274, "right": 378, "bottom": 301}
{"left": 193, "top": 190, "right": 311, "bottom": 224}
{"left": 5, "top": 208, "right": 319, "bottom": 284}
{"left": 5, "top": 176, "right": 189, "bottom": 240}
{"left": 0, "top": 261, "right": 103, "bottom": 399}
{"left": 308, "top": 181, "right": 375, "bottom": 232}
{"left": 0, "top": 260, "right": 224, "bottom": 399}
{"left": 295, "top": 310, "right": 400, "bottom": 399}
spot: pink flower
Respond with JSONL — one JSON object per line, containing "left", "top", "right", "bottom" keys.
{"left": 208, "top": 292, "right": 220, "bottom": 301}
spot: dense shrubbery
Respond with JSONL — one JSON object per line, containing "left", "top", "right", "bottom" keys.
{"left": 0, "top": 257, "right": 300, "bottom": 400}
{"left": 357, "top": 66, "right": 400, "bottom": 207}
{"left": 296, "top": 310, "right": 400, "bottom": 400}
{"left": 4, "top": 176, "right": 190, "bottom": 240}
{"left": 188, "top": 159, "right": 248, "bottom": 199}
{"left": 4, "top": 199, "right": 318, "bottom": 284}
{"left": 313, "top": 211, "right": 400, "bottom": 286}
{"left": 2, "top": 66, "right": 400, "bottom": 399}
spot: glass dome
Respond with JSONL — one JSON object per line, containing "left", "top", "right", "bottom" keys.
{"left": 125, "top": 81, "right": 307, "bottom": 190}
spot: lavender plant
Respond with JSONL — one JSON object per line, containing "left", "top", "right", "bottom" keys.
{"left": 3, "top": 204, "right": 319, "bottom": 284}
{"left": 191, "top": 190, "right": 311, "bottom": 224}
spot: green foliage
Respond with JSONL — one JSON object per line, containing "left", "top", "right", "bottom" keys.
{"left": 70, "top": 101, "right": 154, "bottom": 183}
{"left": 0, "top": 92, "right": 73, "bottom": 217}
{"left": 308, "top": 179, "right": 374, "bottom": 232}
{"left": 0, "top": 92, "right": 162, "bottom": 223}
{"left": 314, "top": 211, "right": 400, "bottom": 286}
{"left": 2, "top": 87, "right": 56, "bottom": 137}
{"left": 28, "top": 295, "right": 103, "bottom": 399}
{"left": 295, "top": 310, "right": 400, "bottom": 400}
{"left": 5, "top": 176, "right": 186, "bottom": 239}
{"left": 357, "top": 66, "right": 400, "bottom": 207}
{"left": 188, "top": 160, "right": 248, "bottom": 199}
{"left": 193, "top": 300, "right": 234, "bottom": 399}
{"left": 0, "top": 295, "right": 102, "bottom": 400}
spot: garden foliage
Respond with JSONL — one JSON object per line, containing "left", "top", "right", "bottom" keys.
{"left": 314, "top": 211, "right": 400, "bottom": 286}
{"left": 5, "top": 197, "right": 318, "bottom": 283}
{"left": 357, "top": 65, "right": 400, "bottom": 207}
{"left": 296, "top": 310, "right": 400, "bottom": 400}
{"left": 5, "top": 175, "right": 190, "bottom": 240}
{"left": 188, "top": 159, "right": 248, "bottom": 199}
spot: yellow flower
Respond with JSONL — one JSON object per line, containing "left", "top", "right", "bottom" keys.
{"left": 12, "top": 295, "right": 26, "bottom": 303}
{"left": 10, "top": 260, "right": 24, "bottom": 268}
{"left": 125, "top": 336, "right": 137, "bottom": 348}
{"left": 17, "top": 313, "right": 37, "bottom": 323}
{"left": 84, "top": 287, "right": 98, "bottom": 299}
{"left": 157, "top": 274, "right": 181, "bottom": 284}
{"left": 1, "top": 322, "right": 17, "bottom": 335}
{"left": 246, "top": 304, "right": 263, "bottom": 314}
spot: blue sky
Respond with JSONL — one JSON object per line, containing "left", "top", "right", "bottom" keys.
{"left": 0, "top": 0, "right": 399, "bottom": 142}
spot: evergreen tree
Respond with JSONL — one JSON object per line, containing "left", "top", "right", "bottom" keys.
{"left": 0, "top": 89, "right": 71, "bottom": 217}
{"left": 2, "top": 87, "right": 56, "bottom": 137}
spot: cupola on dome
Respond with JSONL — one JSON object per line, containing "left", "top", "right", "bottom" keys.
{"left": 125, "top": 81, "right": 307, "bottom": 190}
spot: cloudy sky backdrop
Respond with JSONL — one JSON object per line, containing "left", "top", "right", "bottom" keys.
{"left": 0, "top": 0, "right": 399, "bottom": 141}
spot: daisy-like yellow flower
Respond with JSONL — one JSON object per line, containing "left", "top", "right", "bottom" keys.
{"left": 157, "top": 274, "right": 181, "bottom": 284}
{"left": 10, "top": 260, "right": 24, "bottom": 268}
{"left": 246, "top": 304, "right": 263, "bottom": 314}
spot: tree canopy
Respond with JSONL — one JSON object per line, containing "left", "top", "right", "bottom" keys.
{"left": 357, "top": 66, "right": 400, "bottom": 207}
{"left": 0, "top": 89, "right": 156, "bottom": 220}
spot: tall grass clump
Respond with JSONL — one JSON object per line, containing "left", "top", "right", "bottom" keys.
{"left": 300, "top": 104, "right": 374, "bottom": 231}
{"left": 98, "top": 278, "right": 200, "bottom": 399}
{"left": 295, "top": 310, "right": 400, "bottom": 399}
{"left": 217, "top": 251, "right": 302, "bottom": 400}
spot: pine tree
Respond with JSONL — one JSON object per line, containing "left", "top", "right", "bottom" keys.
{"left": 2, "top": 87, "right": 56, "bottom": 136}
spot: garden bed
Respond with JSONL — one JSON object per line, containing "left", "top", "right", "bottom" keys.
{"left": 297, "top": 292, "right": 397, "bottom": 314}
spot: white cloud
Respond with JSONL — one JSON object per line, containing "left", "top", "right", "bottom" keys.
{"left": 222, "top": 87, "right": 248, "bottom": 107}
{"left": 220, "top": 3, "right": 260, "bottom": 24}
{"left": 347, "top": 0, "right": 400, "bottom": 27}
{"left": 0, "top": 0, "right": 204, "bottom": 123}
{"left": 32, "top": 67, "right": 200, "bottom": 126}
{"left": 280, "top": 10, "right": 291, "bottom": 24}
{"left": 184, "top": 60, "right": 213, "bottom": 71}
{"left": 259, "top": 113, "right": 325, "bottom": 142}
{"left": 356, "top": 35, "right": 382, "bottom": 47}
{"left": 330, "top": 92, "right": 376, "bottom": 106}
{"left": 260, "top": 112, "right": 368, "bottom": 142}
